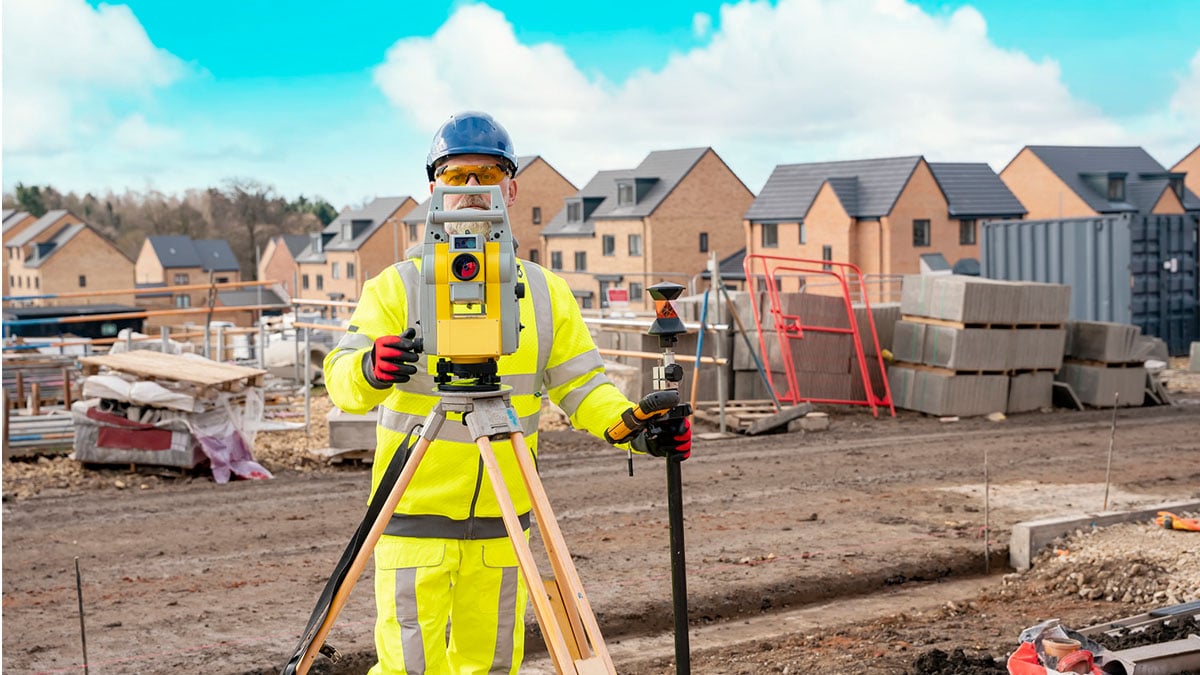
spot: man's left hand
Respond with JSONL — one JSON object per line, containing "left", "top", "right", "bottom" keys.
{"left": 632, "top": 417, "right": 692, "bottom": 461}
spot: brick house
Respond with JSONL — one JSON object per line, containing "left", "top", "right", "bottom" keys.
{"left": 541, "top": 147, "right": 753, "bottom": 310}
{"left": 744, "top": 156, "right": 1024, "bottom": 295}
{"left": 1171, "top": 144, "right": 1200, "bottom": 203}
{"left": 402, "top": 155, "right": 577, "bottom": 267}
{"left": 135, "top": 236, "right": 241, "bottom": 311}
{"left": 3, "top": 209, "right": 39, "bottom": 296}
{"left": 293, "top": 196, "right": 417, "bottom": 317}
{"left": 1000, "top": 145, "right": 1200, "bottom": 219}
{"left": 3, "top": 210, "right": 134, "bottom": 306}
{"left": 257, "top": 233, "right": 311, "bottom": 300}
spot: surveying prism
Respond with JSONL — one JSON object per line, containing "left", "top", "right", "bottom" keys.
{"left": 419, "top": 184, "right": 523, "bottom": 390}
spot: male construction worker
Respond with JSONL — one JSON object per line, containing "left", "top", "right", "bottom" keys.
{"left": 323, "top": 110, "right": 692, "bottom": 675}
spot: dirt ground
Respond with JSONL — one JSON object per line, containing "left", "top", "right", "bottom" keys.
{"left": 3, "top": 366, "right": 1199, "bottom": 674}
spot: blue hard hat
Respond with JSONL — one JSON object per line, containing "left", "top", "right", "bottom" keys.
{"left": 426, "top": 111, "right": 518, "bottom": 180}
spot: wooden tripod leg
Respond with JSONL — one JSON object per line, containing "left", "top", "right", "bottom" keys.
{"left": 509, "top": 432, "right": 616, "bottom": 673}
{"left": 294, "top": 435, "right": 434, "bottom": 675}
{"left": 474, "top": 436, "right": 578, "bottom": 674}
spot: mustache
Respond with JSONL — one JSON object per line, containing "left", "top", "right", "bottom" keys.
{"left": 457, "top": 194, "right": 490, "bottom": 209}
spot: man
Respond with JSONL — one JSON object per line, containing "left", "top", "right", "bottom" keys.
{"left": 323, "top": 111, "right": 691, "bottom": 675}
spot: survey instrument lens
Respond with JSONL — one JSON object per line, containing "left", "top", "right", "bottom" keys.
{"left": 435, "top": 164, "right": 509, "bottom": 186}
{"left": 452, "top": 253, "right": 480, "bottom": 281}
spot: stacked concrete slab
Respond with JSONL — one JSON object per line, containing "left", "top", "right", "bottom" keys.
{"left": 1056, "top": 321, "right": 1146, "bottom": 407}
{"left": 890, "top": 275, "right": 1070, "bottom": 416}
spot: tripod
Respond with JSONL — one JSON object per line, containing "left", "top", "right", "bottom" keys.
{"left": 286, "top": 385, "right": 615, "bottom": 675}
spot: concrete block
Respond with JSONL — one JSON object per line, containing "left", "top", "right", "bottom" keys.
{"left": 793, "top": 371, "right": 858, "bottom": 401}
{"left": 892, "top": 368, "right": 1008, "bottom": 417}
{"left": 1009, "top": 501, "right": 1200, "bottom": 571}
{"left": 1008, "top": 329, "right": 1067, "bottom": 371}
{"left": 1066, "top": 321, "right": 1142, "bottom": 363}
{"left": 890, "top": 320, "right": 926, "bottom": 364}
{"left": 887, "top": 364, "right": 917, "bottom": 410}
{"left": 1190, "top": 342, "right": 1200, "bottom": 372}
{"left": 775, "top": 292, "right": 853, "bottom": 329}
{"left": 1015, "top": 281, "right": 1072, "bottom": 324}
{"left": 1055, "top": 362, "right": 1146, "bottom": 407}
{"left": 922, "top": 326, "right": 1012, "bottom": 371}
{"left": 900, "top": 275, "right": 1023, "bottom": 324}
{"left": 789, "top": 411, "right": 830, "bottom": 432}
{"left": 732, "top": 330, "right": 853, "bottom": 374}
{"left": 850, "top": 356, "right": 889, "bottom": 402}
{"left": 853, "top": 302, "right": 901, "bottom": 356}
{"left": 733, "top": 370, "right": 783, "bottom": 401}
{"left": 1007, "top": 371, "right": 1053, "bottom": 413}
{"left": 327, "top": 406, "right": 378, "bottom": 451}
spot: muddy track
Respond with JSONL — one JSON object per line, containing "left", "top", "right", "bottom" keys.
{"left": 4, "top": 404, "right": 1197, "bottom": 673}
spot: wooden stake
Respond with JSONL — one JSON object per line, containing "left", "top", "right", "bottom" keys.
{"left": 1103, "top": 392, "right": 1119, "bottom": 511}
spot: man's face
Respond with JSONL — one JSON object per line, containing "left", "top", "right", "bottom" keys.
{"left": 430, "top": 154, "right": 518, "bottom": 236}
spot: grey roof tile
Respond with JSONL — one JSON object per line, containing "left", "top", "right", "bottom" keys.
{"left": 218, "top": 288, "right": 287, "bottom": 307}
{"left": 927, "top": 162, "right": 1027, "bottom": 217}
{"left": 296, "top": 196, "right": 411, "bottom": 260}
{"left": 542, "top": 169, "right": 631, "bottom": 237}
{"left": 3, "top": 210, "right": 31, "bottom": 233}
{"left": 149, "top": 236, "right": 240, "bottom": 272}
{"left": 26, "top": 223, "right": 86, "bottom": 268}
{"left": 280, "top": 234, "right": 311, "bottom": 258}
{"left": 1025, "top": 145, "right": 1200, "bottom": 214}
{"left": 746, "top": 157, "right": 922, "bottom": 221}
{"left": 6, "top": 209, "right": 71, "bottom": 248}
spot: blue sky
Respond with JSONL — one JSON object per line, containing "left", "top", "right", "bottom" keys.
{"left": 3, "top": 0, "right": 1198, "bottom": 209}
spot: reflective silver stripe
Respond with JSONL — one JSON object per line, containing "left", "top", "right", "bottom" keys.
{"left": 379, "top": 407, "right": 539, "bottom": 443}
{"left": 396, "top": 260, "right": 422, "bottom": 330}
{"left": 522, "top": 263, "right": 553, "bottom": 391}
{"left": 384, "top": 513, "right": 531, "bottom": 539}
{"left": 558, "top": 371, "right": 612, "bottom": 417}
{"left": 499, "top": 372, "right": 538, "bottom": 393}
{"left": 491, "top": 566, "right": 518, "bottom": 673}
{"left": 544, "top": 350, "right": 604, "bottom": 389}
{"left": 393, "top": 567, "right": 426, "bottom": 673}
{"left": 334, "top": 331, "right": 373, "bottom": 351}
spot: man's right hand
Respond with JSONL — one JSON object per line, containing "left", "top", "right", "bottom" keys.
{"left": 363, "top": 328, "right": 420, "bottom": 389}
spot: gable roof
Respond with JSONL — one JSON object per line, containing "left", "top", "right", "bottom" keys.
{"left": 25, "top": 223, "right": 87, "bottom": 268}
{"left": 6, "top": 209, "right": 72, "bottom": 248}
{"left": 700, "top": 247, "right": 747, "bottom": 281}
{"left": 217, "top": 288, "right": 288, "bottom": 308}
{"left": 3, "top": 210, "right": 32, "bottom": 233}
{"left": 746, "top": 156, "right": 922, "bottom": 222}
{"left": 278, "top": 234, "right": 311, "bottom": 258}
{"left": 927, "top": 162, "right": 1027, "bottom": 217}
{"left": 295, "top": 196, "right": 410, "bottom": 262}
{"left": 543, "top": 147, "right": 710, "bottom": 237}
{"left": 148, "top": 236, "right": 240, "bottom": 271}
{"left": 1022, "top": 145, "right": 1200, "bottom": 214}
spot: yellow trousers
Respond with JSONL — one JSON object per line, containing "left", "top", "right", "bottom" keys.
{"left": 368, "top": 534, "right": 528, "bottom": 675}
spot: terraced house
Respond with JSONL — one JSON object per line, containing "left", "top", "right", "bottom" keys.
{"left": 744, "top": 156, "right": 1025, "bottom": 296}
{"left": 135, "top": 236, "right": 241, "bottom": 311}
{"left": 402, "top": 155, "right": 577, "bottom": 267}
{"left": 293, "top": 196, "right": 417, "bottom": 316}
{"left": 542, "top": 147, "right": 753, "bottom": 310}
{"left": 4, "top": 210, "right": 134, "bottom": 306}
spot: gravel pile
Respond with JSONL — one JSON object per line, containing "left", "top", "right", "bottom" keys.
{"left": 1011, "top": 515, "right": 1200, "bottom": 606}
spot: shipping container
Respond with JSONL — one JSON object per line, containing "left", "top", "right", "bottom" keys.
{"left": 981, "top": 213, "right": 1198, "bottom": 356}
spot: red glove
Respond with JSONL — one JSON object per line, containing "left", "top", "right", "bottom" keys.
{"left": 633, "top": 417, "right": 692, "bottom": 460}
{"left": 363, "top": 328, "right": 420, "bottom": 389}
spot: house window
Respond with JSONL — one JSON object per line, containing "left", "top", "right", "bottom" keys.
{"left": 912, "top": 219, "right": 931, "bottom": 247}
{"left": 567, "top": 202, "right": 582, "bottom": 222}
{"left": 342, "top": 223, "right": 353, "bottom": 239}
{"left": 959, "top": 219, "right": 977, "bottom": 246}
{"left": 316, "top": 275, "right": 324, "bottom": 291}
{"left": 798, "top": 221, "right": 806, "bottom": 245}
{"left": 761, "top": 223, "right": 778, "bottom": 248}
{"left": 302, "top": 274, "right": 310, "bottom": 290}
{"left": 408, "top": 223, "right": 419, "bottom": 241}
{"left": 822, "top": 245, "right": 833, "bottom": 271}
{"left": 628, "top": 234, "right": 642, "bottom": 256}
{"left": 581, "top": 296, "right": 593, "bottom": 309}
{"left": 332, "top": 262, "right": 340, "bottom": 279}
{"left": 347, "top": 262, "right": 355, "bottom": 279}
{"left": 1107, "top": 176, "right": 1125, "bottom": 201}
{"left": 551, "top": 251, "right": 563, "bottom": 270}
{"left": 699, "top": 232, "right": 709, "bottom": 253}
{"left": 216, "top": 277, "right": 229, "bottom": 283}
{"left": 617, "top": 183, "right": 634, "bottom": 205}
{"left": 173, "top": 273, "right": 189, "bottom": 285}
{"left": 529, "top": 249, "right": 539, "bottom": 264}
{"left": 602, "top": 235, "right": 615, "bottom": 256}
{"left": 78, "top": 275, "right": 86, "bottom": 287}
{"left": 629, "top": 281, "right": 643, "bottom": 299}
{"left": 175, "top": 295, "right": 191, "bottom": 308}
{"left": 532, "top": 207, "right": 542, "bottom": 225}
{"left": 574, "top": 251, "right": 587, "bottom": 271}
{"left": 35, "top": 277, "right": 40, "bottom": 289}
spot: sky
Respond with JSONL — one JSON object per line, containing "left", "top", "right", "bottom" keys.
{"left": 2, "top": 0, "right": 1199, "bottom": 210}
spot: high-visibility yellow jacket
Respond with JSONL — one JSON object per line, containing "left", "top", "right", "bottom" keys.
{"left": 324, "top": 255, "right": 633, "bottom": 539}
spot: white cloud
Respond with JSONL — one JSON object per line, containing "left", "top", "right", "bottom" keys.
{"left": 1168, "top": 50, "right": 1200, "bottom": 122}
{"left": 373, "top": 0, "right": 1162, "bottom": 192}
{"left": 112, "top": 113, "right": 183, "bottom": 152}
{"left": 3, "top": 0, "right": 187, "bottom": 154}
{"left": 692, "top": 12, "right": 713, "bottom": 40}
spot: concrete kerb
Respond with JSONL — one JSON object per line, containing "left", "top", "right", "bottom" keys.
{"left": 1009, "top": 500, "right": 1200, "bottom": 571}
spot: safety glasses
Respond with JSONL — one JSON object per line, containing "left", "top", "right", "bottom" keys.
{"left": 434, "top": 164, "right": 511, "bottom": 186}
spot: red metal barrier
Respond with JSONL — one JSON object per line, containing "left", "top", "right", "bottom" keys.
{"left": 743, "top": 254, "right": 895, "bottom": 417}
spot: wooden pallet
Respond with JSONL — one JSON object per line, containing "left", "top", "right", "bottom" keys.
{"left": 79, "top": 350, "right": 266, "bottom": 390}
{"left": 693, "top": 400, "right": 812, "bottom": 434}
